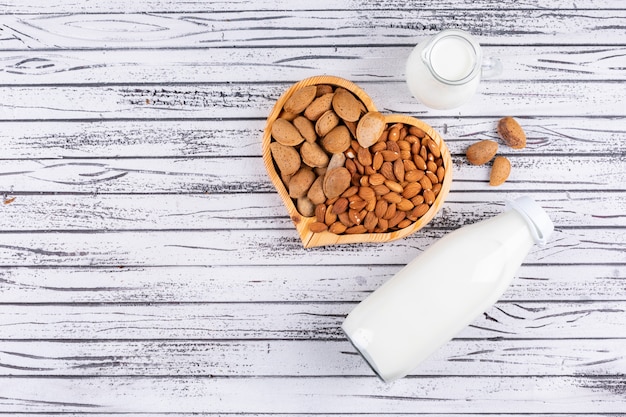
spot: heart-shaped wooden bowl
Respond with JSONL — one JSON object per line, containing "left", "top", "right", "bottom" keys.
{"left": 262, "top": 75, "right": 452, "bottom": 248}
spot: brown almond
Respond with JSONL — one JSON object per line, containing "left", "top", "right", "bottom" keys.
{"left": 396, "top": 198, "right": 414, "bottom": 212}
{"left": 309, "top": 221, "right": 328, "bottom": 233}
{"left": 375, "top": 200, "right": 388, "bottom": 219}
{"left": 384, "top": 180, "right": 403, "bottom": 194}
{"left": 363, "top": 211, "right": 378, "bottom": 232}
{"left": 393, "top": 159, "right": 405, "bottom": 182}
{"left": 284, "top": 85, "right": 317, "bottom": 114}
{"left": 357, "top": 147, "right": 373, "bottom": 166}
{"left": 402, "top": 182, "right": 422, "bottom": 199}
{"left": 369, "top": 173, "right": 386, "bottom": 186}
{"left": 409, "top": 126, "right": 426, "bottom": 138}
{"left": 413, "top": 155, "right": 427, "bottom": 171}
{"left": 315, "top": 204, "right": 326, "bottom": 223}
{"left": 316, "top": 84, "right": 334, "bottom": 96}
{"left": 271, "top": 118, "right": 305, "bottom": 146}
{"left": 328, "top": 221, "right": 347, "bottom": 234}
{"left": 301, "top": 141, "right": 330, "bottom": 168}
{"left": 270, "top": 142, "right": 301, "bottom": 176}
{"left": 497, "top": 117, "right": 526, "bottom": 149}
{"left": 297, "top": 196, "right": 315, "bottom": 217}
{"left": 304, "top": 92, "right": 334, "bottom": 121}
{"left": 411, "top": 203, "right": 430, "bottom": 218}
{"left": 345, "top": 225, "right": 367, "bottom": 234}
{"left": 323, "top": 167, "right": 352, "bottom": 199}
{"left": 380, "top": 161, "right": 396, "bottom": 181}
{"left": 307, "top": 175, "right": 326, "bottom": 205}
{"left": 426, "top": 138, "right": 441, "bottom": 158}
{"left": 315, "top": 110, "right": 340, "bottom": 137}
{"left": 288, "top": 167, "right": 316, "bottom": 198}
{"left": 292, "top": 116, "right": 317, "bottom": 143}
{"left": 404, "top": 169, "right": 424, "bottom": 183}
{"left": 332, "top": 197, "right": 349, "bottom": 214}
{"left": 423, "top": 189, "right": 435, "bottom": 205}
{"left": 321, "top": 125, "right": 351, "bottom": 154}
{"left": 466, "top": 140, "right": 498, "bottom": 166}
{"left": 332, "top": 88, "right": 362, "bottom": 122}
{"left": 356, "top": 111, "right": 386, "bottom": 148}
{"left": 490, "top": 156, "right": 511, "bottom": 186}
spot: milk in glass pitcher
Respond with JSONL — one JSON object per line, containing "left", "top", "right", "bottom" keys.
{"left": 405, "top": 29, "right": 501, "bottom": 110}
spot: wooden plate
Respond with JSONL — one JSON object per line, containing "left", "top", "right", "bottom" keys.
{"left": 262, "top": 76, "right": 452, "bottom": 248}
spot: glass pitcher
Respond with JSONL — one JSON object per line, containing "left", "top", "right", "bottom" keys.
{"left": 405, "top": 29, "right": 501, "bottom": 110}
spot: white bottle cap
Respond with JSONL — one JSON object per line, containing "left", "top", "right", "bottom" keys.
{"left": 506, "top": 196, "right": 554, "bottom": 245}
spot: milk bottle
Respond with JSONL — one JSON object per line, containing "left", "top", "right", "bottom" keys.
{"left": 405, "top": 29, "right": 499, "bottom": 109}
{"left": 342, "top": 196, "right": 554, "bottom": 382}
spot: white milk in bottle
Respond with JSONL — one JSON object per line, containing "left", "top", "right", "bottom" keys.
{"left": 342, "top": 196, "right": 554, "bottom": 382}
{"left": 405, "top": 29, "right": 482, "bottom": 109}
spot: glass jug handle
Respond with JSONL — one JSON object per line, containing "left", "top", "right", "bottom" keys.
{"left": 482, "top": 56, "right": 503, "bottom": 79}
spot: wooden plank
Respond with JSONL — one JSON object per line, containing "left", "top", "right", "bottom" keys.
{"left": 0, "top": 155, "right": 624, "bottom": 194}
{"left": 1, "top": 0, "right": 623, "bottom": 14}
{"left": 0, "top": 375, "right": 624, "bottom": 413}
{"left": 0, "top": 264, "right": 624, "bottom": 303}
{"left": 1, "top": 117, "right": 624, "bottom": 159}
{"left": 0, "top": 301, "right": 625, "bottom": 340}
{"left": 1, "top": 46, "right": 625, "bottom": 84}
{"left": 0, "top": 227, "right": 623, "bottom": 266}
{"left": 0, "top": 339, "right": 624, "bottom": 376}
{"left": 1, "top": 10, "right": 626, "bottom": 50}
{"left": 0, "top": 191, "right": 624, "bottom": 231}
{"left": 1, "top": 81, "right": 625, "bottom": 120}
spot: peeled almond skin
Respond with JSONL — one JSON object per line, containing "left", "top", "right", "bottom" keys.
{"left": 269, "top": 142, "right": 301, "bottom": 176}
{"left": 332, "top": 88, "right": 362, "bottom": 122}
{"left": 283, "top": 86, "right": 317, "bottom": 114}
{"left": 356, "top": 111, "right": 386, "bottom": 148}
{"left": 466, "top": 140, "right": 498, "bottom": 166}
{"left": 490, "top": 156, "right": 511, "bottom": 186}
{"left": 271, "top": 118, "right": 305, "bottom": 146}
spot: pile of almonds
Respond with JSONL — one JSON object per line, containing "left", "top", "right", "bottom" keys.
{"left": 466, "top": 116, "right": 526, "bottom": 186}
{"left": 269, "top": 83, "right": 447, "bottom": 235}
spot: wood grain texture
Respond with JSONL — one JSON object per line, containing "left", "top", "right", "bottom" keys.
{"left": 0, "top": 339, "right": 624, "bottom": 376}
{"left": 1, "top": 10, "right": 626, "bottom": 50}
{"left": 1, "top": 81, "right": 625, "bottom": 121}
{"left": 1, "top": 155, "right": 624, "bottom": 194}
{"left": 1, "top": 302, "right": 625, "bottom": 340}
{"left": 2, "top": 0, "right": 624, "bottom": 13}
{"left": 1, "top": 376, "right": 625, "bottom": 413}
{"left": 1, "top": 0, "right": 625, "bottom": 414}
{"left": 0, "top": 228, "right": 623, "bottom": 266}
{"left": 1, "top": 46, "right": 625, "bottom": 84}
{"left": 1, "top": 118, "right": 625, "bottom": 159}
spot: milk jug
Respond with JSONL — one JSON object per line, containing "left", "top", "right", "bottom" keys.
{"left": 405, "top": 29, "right": 501, "bottom": 109}
{"left": 342, "top": 196, "right": 554, "bottom": 382}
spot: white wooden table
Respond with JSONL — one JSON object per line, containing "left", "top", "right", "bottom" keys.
{"left": 1, "top": 0, "right": 625, "bottom": 414}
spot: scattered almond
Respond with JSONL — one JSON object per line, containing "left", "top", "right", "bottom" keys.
{"left": 466, "top": 140, "right": 498, "bottom": 166}
{"left": 497, "top": 117, "right": 526, "bottom": 149}
{"left": 490, "top": 156, "right": 511, "bottom": 186}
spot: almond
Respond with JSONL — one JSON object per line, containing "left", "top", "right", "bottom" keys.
{"left": 283, "top": 85, "right": 317, "bottom": 114}
{"left": 270, "top": 142, "right": 301, "bottom": 176}
{"left": 304, "top": 92, "right": 334, "bottom": 121}
{"left": 307, "top": 175, "right": 326, "bottom": 205}
{"left": 490, "top": 156, "right": 511, "bottom": 186}
{"left": 271, "top": 118, "right": 305, "bottom": 146}
{"left": 315, "top": 110, "right": 340, "bottom": 137}
{"left": 497, "top": 116, "right": 526, "bottom": 149}
{"left": 288, "top": 167, "right": 316, "bottom": 198}
{"left": 466, "top": 140, "right": 498, "bottom": 166}
{"left": 292, "top": 116, "right": 317, "bottom": 143}
{"left": 356, "top": 111, "right": 386, "bottom": 148}
{"left": 321, "top": 125, "right": 351, "bottom": 154}
{"left": 300, "top": 141, "right": 329, "bottom": 168}
{"left": 323, "top": 167, "right": 352, "bottom": 199}
{"left": 332, "top": 88, "right": 362, "bottom": 122}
